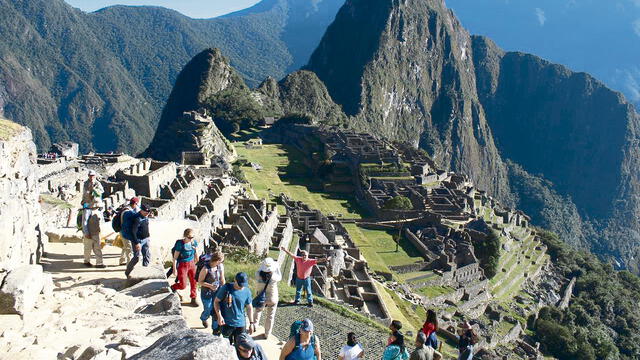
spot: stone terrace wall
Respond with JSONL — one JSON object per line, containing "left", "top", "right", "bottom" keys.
{"left": 0, "top": 125, "right": 43, "bottom": 272}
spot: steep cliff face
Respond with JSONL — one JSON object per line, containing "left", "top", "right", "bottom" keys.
{"left": 142, "top": 49, "right": 242, "bottom": 162}
{"left": 306, "top": 0, "right": 512, "bottom": 203}
{"left": 0, "top": 118, "right": 42, "bottom": 272}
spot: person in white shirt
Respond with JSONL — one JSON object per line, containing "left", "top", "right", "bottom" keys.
{"left": 339, "top": 332, "right": 364, "bottom": 360}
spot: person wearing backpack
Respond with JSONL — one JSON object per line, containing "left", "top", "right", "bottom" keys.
{"left": 198, "top": 251, "right": 225, "bottom": 330}
{"left": 116, "top": 197, "right": 139, "bottom": 265}
{"left": 170, "top": 228, "right": 200, "bottom": 306}
{"left": 382, "top": 331, "right": 409, "bottom": 360}
{"left": 124, "top": 204, "right": 152, "bottom": 277}
{"left": 214, "top": 272, "right": 254, "bottom": 345}
{"left": 280, "top": 319, "right": 322, "bottom": 360}
{"left": 252, "top": 257, "right": 281, "bottom": 340}
{"left": 81, "top": 201, "right": 105, "bottom": 268}
{"left": 456, "top": 322, "right": 477, "bottom": 360}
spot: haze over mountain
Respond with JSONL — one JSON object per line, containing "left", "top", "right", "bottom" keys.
{"left": 0, "top": 0, "right": 344, "bottom": 154}
{"left": 446, "top": 0, "right": 640, "bottom": 108}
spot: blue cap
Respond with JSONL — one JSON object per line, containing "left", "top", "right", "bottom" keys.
{"left": 235, "top": 272, "right": 249, "bottom": 287}
{"left": 301, "top": 318, "right": 314, "bottom": 332}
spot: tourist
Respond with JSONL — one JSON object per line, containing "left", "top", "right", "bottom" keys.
{"left": 199, "top": 251, "right": 225, "bottom": 329}
{"left": 339, "top": 332, "right": 364, "bottom": 360}
{"left": 118, "top": 197, "right": 139, "bottom": 265}
{"left": 252, "top": 257, "right": 281, "bottom": 339}
{"left": 235, "top": 333, "right": 268, "bottom": 360}
{"left": 81, "top": 170, "right": 103, "bottom": 208}
{"left": 456, "top": 322, "right": 477, "bottom": 360}
{"left": 81, "top": 201, "right": 105, "bottom": 268}
{"left": 382, "top": 330, "right": 409, "bottom": 360}
{"left": 124, "top": 204, "right": 151, "bottom": 277}
{"left": 280, "top": 246, "right": 329, "bottom": 306}
{"left": 410, "top": 332, "right": 442, "bottom": 360}
{"left": 421, "top": 309, "right": 438, "bottom": 348}
{"left": 170, "top": 228, "right": 200, "bottom": 306}
{"left": 388, "top": 320, "right": 403, "bottom": 345}
{"left": 214, "top": 272, "right": 254, "bottom": 345}
{"left": 280, "top": 319, "right": 322, "bottom": 360}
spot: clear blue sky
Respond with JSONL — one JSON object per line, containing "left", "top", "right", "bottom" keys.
{"left": 63, "top": 0, "right": 262, "bottom": 18}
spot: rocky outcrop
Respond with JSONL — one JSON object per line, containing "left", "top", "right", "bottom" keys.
{"left": 143, "top": 49, "right": 243, "bottom": 162}
{"left": 0, "top": 119, "right": 43, "bottom": 272}
{"left": 306, "top": 0, "right": 513, "bottom": 203}
{"left": 130, "top": 329, "right": 237, "bottom": 360}
{"left": 0, "top": 265, "right": 45, "bottom": 315}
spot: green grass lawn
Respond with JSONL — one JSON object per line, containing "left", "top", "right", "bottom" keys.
{"left": 416, "top": 285, "right": 456, "bottom": 298}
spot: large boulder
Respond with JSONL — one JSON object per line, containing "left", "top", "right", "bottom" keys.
{"left": 126, "top": 265, "right": 167, "bottom": 287}
{"left": 0, "top": 264, "right": 44, "bottom": 315}
{"left": 130, "top": 329, "right": 238, "bottom": 360}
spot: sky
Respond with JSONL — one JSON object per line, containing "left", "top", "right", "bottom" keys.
{"left": 63, "top": 0, "right": 261, "bottom": 18}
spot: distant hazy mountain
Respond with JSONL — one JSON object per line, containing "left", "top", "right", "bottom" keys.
{"left": 445, "top": 0, "right": 640, "bottom": 108}
{"left": 0, "top": 0, "right": 344, "bottom": 153}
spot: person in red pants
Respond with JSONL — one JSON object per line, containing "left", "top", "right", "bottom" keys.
{"left": 170, "top": 228, "right": 199, "bottom": 306}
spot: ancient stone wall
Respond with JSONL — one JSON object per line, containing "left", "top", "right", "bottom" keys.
{"left": 0, "top": 125, "right": 43, "bottom": 272}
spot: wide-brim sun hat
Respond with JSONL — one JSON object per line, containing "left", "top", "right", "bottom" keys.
{"left": 260, "top": 257, "right": 279, "bottom": 273}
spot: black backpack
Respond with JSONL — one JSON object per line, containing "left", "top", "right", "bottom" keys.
{"left": 111, "top": 206, "right": 127, "bottom": 232}
{"left": 195, "top": 253, "right": 212, "bottom": 280}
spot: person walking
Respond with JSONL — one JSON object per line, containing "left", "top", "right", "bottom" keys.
{"left": 252, "top": 257, "right": 281, "bottom": 340}
{"left": 81, "top": 170, "right": 103, "bottom": 208}
{"left": 170, "top": 228, "right": 200, "bottom": 306}
{"left": 280, "top": 246, "right": 329, "bottom": 307}
{"left": 339, "top": 332, "right": 364, "bottom": 360}
{"left": 235, "top": 333, "right": 268, "bottom": 360}
{"left": 214, "top": 272, "right": 254, "bottom": 345}
{"left": 421, "top": 309, "right": 438, "bottom": 349}
{"left": 280, "top": 319, "right": 322, "bottom": 360}
{"left": 411, "top": 332, "right": 442, "bottom": 360}
{"left": 199, "top": 251, "right": 225, "bottom": 330}
{"left": 456, "top": 322, "right": 477, "bottom": 360}
{"left": 382, "top": 331, "right": 409, "bottom": 360}
{"left": 118, "top": 197, "right": 139, "bottom": 265}
{"left": 124, "top": 204, "right": 151, "bottom": 277}
{"left": 81, "top": 201, "right": 105, "bottom": 268}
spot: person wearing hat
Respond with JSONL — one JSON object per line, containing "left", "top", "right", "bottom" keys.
{"left": 252, "top": 257, "right": 282, "bottom": 339}
{"left": 456, "top": 322, "right": 477, "bottom": 360}
{"left": 81, "top": 170, "right": 104, "bottom": 208}
{"left": 124, "top": 204, "right": 152, "bottom": 277}
{"left": 235, "top": 332, "right": 268, "bottom": 360}
{"left": 170, "top": 228, "right": 200, "bottom": 306}
{"left": 280, "top": 318, "right": 322, "bottom": 360}
{"left": 81, "top": 201, "right": 105, "bottom": 268}
{"left": 411, "top": 332, "right": 442, "bottom": 360}
{"left": 118, "top": 197, "right": 140, "bottom": 265}
{"left": 214, "top": 272, "right": 254, "bottom": 345}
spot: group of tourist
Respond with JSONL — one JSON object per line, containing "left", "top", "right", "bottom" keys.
{"left": 79, "top": 170, "right": 478, "bottom": 360}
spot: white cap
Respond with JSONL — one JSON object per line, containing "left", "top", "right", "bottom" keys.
{"left": 88, "top": 170, "right": 97, "bottom": 176}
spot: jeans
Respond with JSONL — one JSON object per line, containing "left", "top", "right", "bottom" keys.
{"left": 200, "top": 292, "right": 219, "bottom": 331}
{"left": 124, "top": 238, "right": 150, "bottom": 276}
{"left": 295, "top": 277, "right": 313, "bottom": 304}
{"left": 458, "top": 345, "right": 474, "bottom": 360}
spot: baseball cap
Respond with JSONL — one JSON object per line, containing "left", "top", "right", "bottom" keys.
{"left": 129, "top": 197, "right": 140, "bottom": 205}
{"left": 235, "top": 272, "right": 249, "bottom": 287}
{"left": 301, "top": 318, "right": 314, "bottom": 332}
{"left": 140, "top": 204, "right": 151, "bottom": 212}
{"left": 88, "top": 170, "right": 96, "bottom": 176}
{"left": 236, "top": 333, "right": 256, "bottom": 351}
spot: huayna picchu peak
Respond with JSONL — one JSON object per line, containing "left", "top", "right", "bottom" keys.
{"left": 2, "top": 0, "right": 640, "bottom": 359}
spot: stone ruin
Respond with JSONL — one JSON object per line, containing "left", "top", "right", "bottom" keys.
{"left": 177, "top": 111, "right": 237, "bottom": 165}
{"left": 281, "top": 195, "right": 391, "bottom": 322}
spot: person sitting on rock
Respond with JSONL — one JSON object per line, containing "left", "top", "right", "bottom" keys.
{"left": 124, "top": 204, "right": 151, "bottom": 277}
{"left": 214, "top": 272, "right": 255, "bottom": 345}
{"left": 421, "top": 309, "right": 439, "bottom": 349}
{"left": 81, "top": 201, "right": 105, "bottom": 268}
{"left": 280, "top": 246, "right": 329, "bottom": 307}
{"left": 411, "top": 332, "right": 442, "bottom": 360}
{"left": 81, "top": 170, "right": 103, "bottom": 208}
{"left": 199, "top": 251, "right": 225, "bottom": 330}
{"left": 252, "top": 257, "right": 281, "bottom": 340}
{"left": 235, "top": 332, "right": 268, "bottom": 360}
{"left": 170, "top": 228, "right": 200, "bottom": 306}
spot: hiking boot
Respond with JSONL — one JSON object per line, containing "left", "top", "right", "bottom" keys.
{"left": 95, "top": 264, "right": 106, "bottom": 269}
{"left": 293, "top": 300, "right": 300, "bottom": 305}
{"left": 307, "top": 302, "right": 314, "bottom": 308}
{"left": 83, "top": 262, "right": 93, "bottom": 267}
{"left": 202, "top": 320, "right": 209, "bottom": 328}
{"left": 189, "top": 298, "right": 199, "bottom": 307}
{"left": 171, "top": 288, "right": 183, "bottom": 302}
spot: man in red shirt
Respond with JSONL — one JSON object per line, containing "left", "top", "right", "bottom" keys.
{"left": 280, "top": 246, "right": 329, "bottom": 307}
